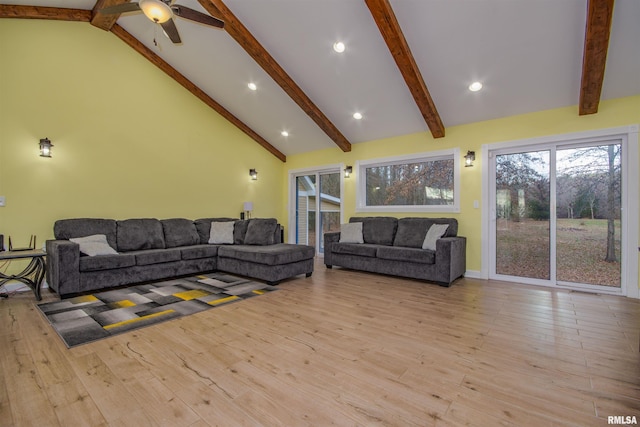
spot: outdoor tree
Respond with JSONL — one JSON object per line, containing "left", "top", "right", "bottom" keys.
{"left": 557, "top": 144, "right": 621, "bottom": 262}
{"left": 495, "top": 152, "right": 549, "bottom": 221}
{"left": 365, "top": 160, "right": 454, "bottom": 206}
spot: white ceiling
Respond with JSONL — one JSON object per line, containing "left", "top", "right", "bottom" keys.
{"left": 3, "top": 0, "right": 640, "bottom": 158}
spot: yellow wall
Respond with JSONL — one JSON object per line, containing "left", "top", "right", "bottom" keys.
{"left": 282, "top": 95, "right": 640, "bottom": 277}
{"left": 0, "top": 20, "right": 284, "bottom": 253}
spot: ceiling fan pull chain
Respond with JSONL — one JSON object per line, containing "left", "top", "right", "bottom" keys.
{"left": 152, "top": 24, "right": 163, "bottom": 51}
{"left": 153, "top": 23, "right": 158, "bottom": 47}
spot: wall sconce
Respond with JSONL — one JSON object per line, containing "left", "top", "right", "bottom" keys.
{"left": 344, "top": 165, "right": 353, "bottom": 178}
{"left": 39, "top": 137, "right": 53, "bottom": 158}
{"left": 464, "top": 151, "right": 475, "bottom": 167}
{"left": 249, "top": 168, "right": 258, "bottom": 180}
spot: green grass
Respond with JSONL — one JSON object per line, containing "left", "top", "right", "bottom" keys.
{"left": 496, "top": 218, "right": 621, "bottom": 287}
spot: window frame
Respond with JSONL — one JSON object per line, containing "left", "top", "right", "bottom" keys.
{"left": 356, "top": 148, "right": 461, "bottom": 213}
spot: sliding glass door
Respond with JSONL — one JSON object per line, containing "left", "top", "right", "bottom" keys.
{"left": 494, "top": 150, "right": 551, "bottom": 280}
{"left": 555, "top": 145, "right": 621, "bottom": 288}
{"left": 490, "top": 141, "right": 622, "bottom": 292}
{"left": 293, "top": 169, "right": 342, "bottom": 255}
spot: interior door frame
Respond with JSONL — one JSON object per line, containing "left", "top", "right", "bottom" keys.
{"left": 480, "top": 125, "right": 639, "bottom": 298}
{"left": 287, "top": 164, "right": 344, "bottom": 256}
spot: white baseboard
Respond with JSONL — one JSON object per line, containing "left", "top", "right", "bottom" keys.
{"left": 463, "top": 270, "right": 483, "bottom": 279}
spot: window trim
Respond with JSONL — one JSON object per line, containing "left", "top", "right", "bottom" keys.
{"left": 356, "top": 148, "right": 461, "bottom": 213}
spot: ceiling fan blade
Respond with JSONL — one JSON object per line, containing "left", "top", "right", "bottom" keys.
{"left": 99, "top": 2, "right": 141, "bottom": 15}
{"left": 160, "top": 18, "right": 181, "bottom": 44}
{"left": 172, "top": 5, "right": 224, "bottom": 29}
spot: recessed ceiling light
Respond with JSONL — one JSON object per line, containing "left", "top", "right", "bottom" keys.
{"left": 469, "top": 81, "right": 483, "bottom": 92}
{"left": 281, "top": 130, "right": 289, "bottom": 137}
{"left": 333, "top": 41, "right": 346, "bottom": 53}
{"left": 248, "top": 82, "right": 257, "bottom": 91}
{"left": 353, "top": 112, "right": 363, "bottom": 120}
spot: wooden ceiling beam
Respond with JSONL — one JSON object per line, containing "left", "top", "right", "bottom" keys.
{"left": 110, "top": 24, "right": 287, "bottom": 162}
{"left": 0, "top": 4, "right": 91, "bottom": 21}
{"left": 579, "top": 0, "right": 614, "bottom": 115}
{"left": 365, "top": 0, "right": 445, "bottom": 139}
{"left": 91, "top": 0, "right": 129, "bottom": 31}
{"left": 199, "top": 0, "right": 352, "bottom": 153}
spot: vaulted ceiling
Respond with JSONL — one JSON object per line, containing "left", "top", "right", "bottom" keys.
{"left": 2, "top": 0, "right": 639, "bottom": 162}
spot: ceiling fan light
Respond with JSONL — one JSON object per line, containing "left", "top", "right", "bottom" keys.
{"left": 139, "top": 0, "right": 173, "bottom": 23}
{"left": 468, "top": 81, "right": 483, "bottom": 92}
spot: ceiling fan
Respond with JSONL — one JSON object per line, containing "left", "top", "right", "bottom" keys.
{"left": 99, "top": 0, "right": 224, "bottom": 44}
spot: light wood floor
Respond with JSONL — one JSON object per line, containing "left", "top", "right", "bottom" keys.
{"left": 1, "top": 259, "right": 639, "bottom": 426}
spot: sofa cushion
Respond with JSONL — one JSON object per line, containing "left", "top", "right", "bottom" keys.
{"left": 161, "top": 218, "right": 200, "bottom": 248}
{"left": 54, "top": 218, "right": 118, "bottom": 249}
{"left": 209, "top": 221, "right": 235, "bottom": 244}
{"left": 350, "top": 217, "right": 397, "bottom": 245}
{"left": 393, "top": 218, "right": 458, "bottom": 247}
{"left": 339, "top": 222, "right": 364, "bottom": 243}
{"left": 130, "top": 248, "right": 181, "bottom": 266}
{"left": 194, "top": 218, "right": 236, "bottom": 244}
{"left": 116, "top": 219, "right": 165, "bottom": 252}
{"left": 70, "top": 234, "right": 119, "bottom": 256}
{"left": 79, "top": 253, "right": 136, "bottom": 272}
{"left": 180, "top": 244, "right": 219, "bottom": 260}
{"left": 332, "top": 243, "right": 379, "bottom": 257}
{"left": 233, "top": 220, "right": 250, "bottom": 244}
{"left": 422, "top": 224, "right": 450, "bottom": 251}
{"left": 218, "top": 244, "right": 314, "bottom": 265}
{"left": 393, "top": 218, "right": 433, "bottom": 248}
{"left": 376, "top": 246, "right": 435, "bottom": 264}
{"left": 244, "top": 219, "right": 278, "bottom": 245}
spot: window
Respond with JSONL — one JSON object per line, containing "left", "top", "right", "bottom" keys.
{"left": 356, "top": 149, "right": 460, "bottom": 213}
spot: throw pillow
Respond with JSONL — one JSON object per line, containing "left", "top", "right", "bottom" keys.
{"left": 70, "top": 234, "right": 118, "bottom": 256}
{"left": 208, "top": 221, "right": 235, "bottom": 244}
{"left": 244, "top": 219, "right": 278, "bottom": 245}
{"left": 339, "top": 222, "right": 364, "bottom": 243}
{"left": 422, "top": 224, "right": 449, "bottom": 251}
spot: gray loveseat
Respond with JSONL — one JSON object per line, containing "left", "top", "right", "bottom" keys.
{"left": 324, "top": 217, "right": 466, "bottom": 286}
{"left": 46, "top": 217, "right": 315, "bottom": 297}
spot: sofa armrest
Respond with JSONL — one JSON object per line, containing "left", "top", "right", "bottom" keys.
{"left": 46, "top": 240, "right": 81, "bottom": 295}
{"left": 435, "top": 236, "right": 467, "bottom": 285}
{"left": 323, "top": 232, "right": 341, "bottom": 267}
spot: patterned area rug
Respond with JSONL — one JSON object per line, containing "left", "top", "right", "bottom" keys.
{"left": 37, "top": 273, "right": 277, "bottom": 348}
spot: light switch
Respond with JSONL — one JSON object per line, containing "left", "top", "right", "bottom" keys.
{"left": 473, "top": 200, "right": 479, "bottom": 209}
{"left": 0, "top": 196, "right": 5, "bottom": 207}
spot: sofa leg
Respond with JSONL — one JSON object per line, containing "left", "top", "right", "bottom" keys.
{"left": 325, "top": 265, "right": 332, "bottom": 269}
{"left": 306, "top": 272, "right": 312, "bottom": 278}
{"left": 267, "top": 281, "right": 280, "bottom": 286}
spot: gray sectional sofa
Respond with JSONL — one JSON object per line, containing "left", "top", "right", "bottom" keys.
{"left": 324, "top": 217, "right": 466, "bottom": 286}
{"left": 46, "top": 217, "right": 315, "bottom": 297}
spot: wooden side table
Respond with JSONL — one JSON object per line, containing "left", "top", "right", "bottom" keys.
{"left": 0, "top": 250, "right": 47, "bottom": 300}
